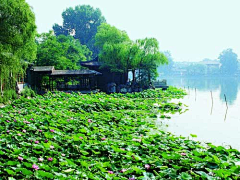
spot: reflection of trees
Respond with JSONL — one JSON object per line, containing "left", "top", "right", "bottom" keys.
{"left": 163, "top": 77, "right": 220, "bottom": 91}
{"left": 158, "top": 77, "right": 240, "bottom": 105}
{"left": 220, "top": 78, "right": 238, "bottom": 105}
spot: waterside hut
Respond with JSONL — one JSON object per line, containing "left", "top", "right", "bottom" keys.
{"left": 80, "top": 57, "right": 128, "bottom": 92}
{"left": 26, "top": 66, "right": 101, "bottom": 93}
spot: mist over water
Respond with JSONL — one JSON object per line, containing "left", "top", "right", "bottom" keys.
{"left": 158, "top": 77, "right": 240, "bottom": 150}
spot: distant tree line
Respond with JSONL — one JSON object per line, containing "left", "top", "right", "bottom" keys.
{"left": 159, "top": 49, "right": 239, "bottom": 77}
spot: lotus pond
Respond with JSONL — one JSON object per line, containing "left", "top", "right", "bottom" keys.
{"left": 0, "top": 87, "right": 240, "bottom": 179}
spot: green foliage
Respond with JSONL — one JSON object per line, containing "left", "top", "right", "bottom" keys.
{"left": 0, "top": 88, "right": 239, "bottom": 179}
{"left": 53, "top": 5, "right": 106, "bottom": 57}
{"left": 219, "top": 49, "right": 238, "bottom": 75}
{"left": 36, "top": 32, "right": 92, "bottom": 70}
{"left": 0, "top": 89, "right": 17, "bottom": 104}
{"left": 95, "top": 24, "right": 168, "bottom": 83}
{"left": 95, "top": 23, "right": 131, "bottom": 73}
{"left": 20, "top": 87, "right": 36, "bottom": 98}
{"left": 95, "top": 23, "right": 130, "bottom": 50}
{"left": 136, "top": 38, "right": 168, "bottom": 84}
{"left": 0, "top": 0, "right": 36, "bottom": 103}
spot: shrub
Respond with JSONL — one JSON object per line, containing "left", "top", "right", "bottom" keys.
{"left": 20, "top": 87, "right": 36, "bottom": 98}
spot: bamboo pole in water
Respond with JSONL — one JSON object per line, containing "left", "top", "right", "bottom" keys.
{"left": 224, "top": 94, "right": 228, "bottom": 121}
{"left": 224, "top": 94, "right": 228, "bottom": 109}
{"left": 210, "top": 91, "right": 213, "bottom": 115}
{"left": 224, "top": 108, "right": 228, "bottom": 121}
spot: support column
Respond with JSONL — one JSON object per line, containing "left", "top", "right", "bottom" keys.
{"left": 52, "top": 77, "right": 54, "bottom": 91}
{"left": 0, "top": 78, "right": 3, "bottom": 96}
{"left": 48, "top": 76, "right": 50, "bottom": 91}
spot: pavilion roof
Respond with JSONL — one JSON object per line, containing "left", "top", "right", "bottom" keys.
{"left": 80, "top": 57, "right": 102, "bottom": 67}
{"left": 51, "top": 70, "right": 101, "bottom": 76}
{"left": 31, "top": 66, "right": 54, "bottom": 72}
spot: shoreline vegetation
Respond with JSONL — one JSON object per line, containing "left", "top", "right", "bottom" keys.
{"left": 0, "top": 87, "right": 240, "bottom": 179}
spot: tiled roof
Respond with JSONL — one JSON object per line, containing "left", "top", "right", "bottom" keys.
{"left": 80, "top": 61, "right": 102, "bottom": 67}
{"left": 31, "top": 66, "right": 54, "bottom": 72}
{"left": 51, "top": 70, "right": 101, "bottom": 76}
{"left": 80, "top": 57, "right": 102, "bottom": 67}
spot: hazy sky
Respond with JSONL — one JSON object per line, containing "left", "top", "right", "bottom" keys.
{"left": 26, "top": 0, "right": 240, "bottom": 62}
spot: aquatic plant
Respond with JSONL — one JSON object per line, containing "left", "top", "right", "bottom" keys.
{"left": 0, "top": 87, "right": 239, "bottom": 179}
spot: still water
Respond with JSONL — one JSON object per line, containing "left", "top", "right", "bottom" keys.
{"left": 158, "top": 77, "right": 240, "bottom": 150}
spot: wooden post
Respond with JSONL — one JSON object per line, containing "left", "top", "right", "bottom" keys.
{"left": 0, "top": 78, "right": 3, "bottom": 96}
{"left": 52, "top": 77, "right": 54, "bottom": 91}
{"left": 224, "top": 94, "right": 228, "bottom": 121}
{"left": 48, "top": 76, "right": 50, "bottom": 91}
{"left": 51, "top": 76, "right": 53, "bottom": 91}
{"left": 224, "top": 94, "right": 228, "bottom": 109}
{"left": 224, "top": 108, "right": 228, "bottom": 121}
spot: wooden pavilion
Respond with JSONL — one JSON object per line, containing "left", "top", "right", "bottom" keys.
{"left": 26, "top": 66, "right": 101, "bottom": 92}
{"left": 80, "top": 57, "right": 128, "bottom": 92}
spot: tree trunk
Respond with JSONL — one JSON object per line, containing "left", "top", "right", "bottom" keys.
{"left": 148, "top": 72, "right": 151, "bottom": 85}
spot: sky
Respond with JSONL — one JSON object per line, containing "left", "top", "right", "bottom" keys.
{"left": 25, "top": 0, "right": 240, "bottom": 62}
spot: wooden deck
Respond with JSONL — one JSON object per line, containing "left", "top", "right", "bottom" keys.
{"left": 153, "top": 80, "right": 169, "bottom": 90}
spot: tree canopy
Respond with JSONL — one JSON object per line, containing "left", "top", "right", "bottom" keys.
{"left": 95, "top": 23, "right": 131, "bottom": 73}
{"left": 0, "top": 0, "right": 36, "bottom": 102}
{"left": 36, "top": 32, "right": 92, "bottom": 70}
{"left": 219, "top": 49, "right": 238, "bottom": 75}
{"left": 95, "top": 24, "right": 168, "bottom": 84}
{"left": 136, "top": 38, "right": 168, "bottom": 83}
{"left": 53, "top": 5, "right": 106, "bottom": 58}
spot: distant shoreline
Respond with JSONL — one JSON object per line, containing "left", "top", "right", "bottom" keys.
{"left": 158, "top": 75, "right": 240, "bottom": 79}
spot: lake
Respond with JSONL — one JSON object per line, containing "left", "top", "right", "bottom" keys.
{"left": 157, "top": 76, "right": 240, "bottom": 150}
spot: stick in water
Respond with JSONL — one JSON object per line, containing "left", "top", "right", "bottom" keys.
{"left": 224, "top": 94, "right": 228, "bottom": 109}
{"left": 224, "top": 94, "right": 228, "bottom": 121}
{"left": 224, "top": 107, "right": 228, "bottom": 121}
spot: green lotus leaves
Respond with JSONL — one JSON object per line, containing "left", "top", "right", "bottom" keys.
{"left": 0, "top": 87, "right": 239, "bottom": 179}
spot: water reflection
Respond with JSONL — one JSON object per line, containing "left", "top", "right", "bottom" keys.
{"left": 219, "top": 78, "right": 238, "bottom": 105}
{"left": 162, "top": 77, "right": 240, "bottom": 105}
{"left": 158, "top": 76, "right": 240, "bottom": 149}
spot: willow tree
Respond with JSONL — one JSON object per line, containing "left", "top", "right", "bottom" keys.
{"left": 219, "top": 49, "right": 238, "bottom": 75}
{"left": 95, "top": 24, "right": 168, "bottom": 85}
{"left": 136, "top": 38, "right": 168, "bottom": 85}
{"left": 0, "top": 0, "right": 36, "bottom": 102}
{"left": 95, "top": 23, "right": 131, "bottom": 73}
